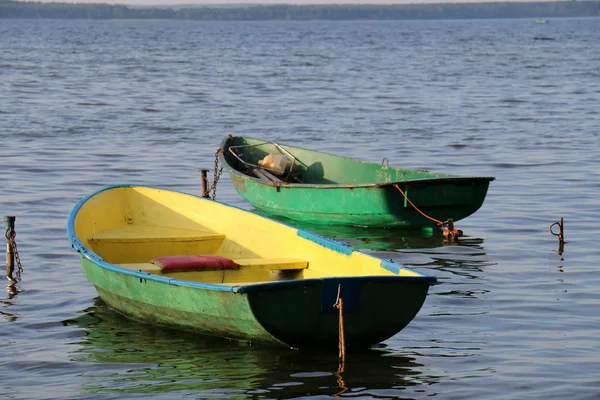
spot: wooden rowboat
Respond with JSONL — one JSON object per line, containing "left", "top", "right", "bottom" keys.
{"left": 68, "top": 185, "right": 436, "bottom": 349}
{"left": 219, "top": 136, "right": 494, "bottom": 228}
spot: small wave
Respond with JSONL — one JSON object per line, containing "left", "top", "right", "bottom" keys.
{"left": 500, "top": 98, "right": 527, "bottom": 103}
{"left": 77, "top": 101, "right": 111, "bottom": 106}
{"left": 448, "top": 143, "right": 469, "bottom": 149}
{"left": 492, "top": 161, "right": 553, "bottom": 168}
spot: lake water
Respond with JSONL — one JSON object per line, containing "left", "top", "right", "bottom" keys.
{"left": 1, "top": 17, "right": 600, "bottom": 399}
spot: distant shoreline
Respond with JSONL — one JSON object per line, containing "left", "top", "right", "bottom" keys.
{"left": 1, "top": 0, "right": 599, "bottom": 20}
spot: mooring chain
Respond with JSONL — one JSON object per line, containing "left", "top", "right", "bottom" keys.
{"left": 210, "top": 149, "right": 224, "bottom": 200}
{"left": 5, "top": 228, "right": 23, "bottom": 282}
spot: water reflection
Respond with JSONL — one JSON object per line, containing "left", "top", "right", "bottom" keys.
{"left": 272, "top": 219, "right": 447, "bottom": 251}
{"left": 1, "top": 281, "right": 22, "bottom": 322}
{"left": 267, "top": 216, "right": 490, "bottom": 255}
{"left": 288, "top": 219, "right": 494, "bottom": 304}
{"left": 64, "top": 299, "right": 436, "bottom": 398}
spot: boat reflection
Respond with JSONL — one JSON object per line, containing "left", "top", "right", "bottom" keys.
{"left": 64, "top": 299, "right": 438, "bottom": 397}
{"left": 267, "top": 217, "right": 446, "bottom": 250}
{"left": 270, "top": 216, "right": 491, "bottom": 286}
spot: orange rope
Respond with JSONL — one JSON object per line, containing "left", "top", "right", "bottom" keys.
{"left": 333, "top": 284, "right": 346, "bottom": 366}
{"left": 333, "top": 284, "right": 348, "bottom": 398}
{"left": 393, "top": 184, "right": 444, "bottom": 226}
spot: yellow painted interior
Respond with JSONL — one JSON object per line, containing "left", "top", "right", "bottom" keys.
{"left": 74, "top": 186, "right": 423, "bottom": 284}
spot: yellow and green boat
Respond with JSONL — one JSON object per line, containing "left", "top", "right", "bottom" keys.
{"left": 219, "top": 136, "right": 494, "bottom": 228}
{"left": 67, "top": 185, "right": 436, "bottom": 349}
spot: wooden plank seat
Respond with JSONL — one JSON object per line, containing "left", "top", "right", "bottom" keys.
{"left": 119, "top": 257, "right": 308, "bottom": 274}
{"left": 88, "top": 225, "right": 225, "bottom": 244}
{"left": 87, "top": 225, "right": 227, "bottom": 263}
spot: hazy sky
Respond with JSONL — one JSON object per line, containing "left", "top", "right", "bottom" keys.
{"left": 28, "top": 0, "right": 542, "bottom": 5}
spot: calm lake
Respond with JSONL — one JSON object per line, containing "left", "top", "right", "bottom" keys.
{"left": 1, "top": 17, "right": 599, "bottom": 399}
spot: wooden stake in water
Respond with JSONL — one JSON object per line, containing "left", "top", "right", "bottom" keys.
{"left": 201, "top": 169, "right": 210, "bottom": 198}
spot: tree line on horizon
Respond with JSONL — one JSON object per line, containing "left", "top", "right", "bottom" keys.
{"left": 0, "top": 0, "right": 599, "bottom": 20}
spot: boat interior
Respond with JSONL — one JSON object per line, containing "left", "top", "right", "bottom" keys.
{"left": 73, "top": 186, "right": 421, "bottom": 286}
{"left": 223, "top": 136, "right": 451, "bottom": 186}
{"left": 86, "top": 224, "right": 313, "bottom": 285}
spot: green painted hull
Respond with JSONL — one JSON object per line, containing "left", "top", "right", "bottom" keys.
{"left": 68, "top": 185, "right": 437, "bottom": 350}
{"left": 79, "top": 256, "right": 283, "bottom": 345}
{"left": 220, "top": 136, "right": 494, "bottom": 228}
{"left": 79, "top": 255, "right": 431, "bottom": 349}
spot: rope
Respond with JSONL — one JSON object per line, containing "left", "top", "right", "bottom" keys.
{"left": 333, "top": 284, "right": 346, "bottom": 367}
{"left": 393, "top": 184, "right": 444, "bottom": 226}
{"left": 332, "top": 283, "right": 348, "bottom": 397}
{"left": 393, "top": 184, "right": 463, "bottom": 241}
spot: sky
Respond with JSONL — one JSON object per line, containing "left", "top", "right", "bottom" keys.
{"left": 25, "top": 0, "right": 543, "bottom": 5}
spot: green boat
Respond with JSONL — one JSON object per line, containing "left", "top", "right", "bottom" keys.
{"left": 68, "top": 185, "right": 436, "bottom": 349}
{"left": 219, "top": 136, "right": 495, "bottom": 228}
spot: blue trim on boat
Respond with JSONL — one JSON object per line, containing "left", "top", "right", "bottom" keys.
{"left": 380, "top": 259, "right": 402, "bottom": 274}
{"left": 296, "top": 229, "right": 354, "bottom": 256}
{"left": 380, "top": 259, "right": 437, "bottom": 284}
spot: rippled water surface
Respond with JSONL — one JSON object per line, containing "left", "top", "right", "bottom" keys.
{"left": 1, "top": 17, "right": 600, "bottom": 399}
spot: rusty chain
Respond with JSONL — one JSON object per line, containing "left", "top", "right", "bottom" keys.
{"left": 209, "top": 148, "right": 224, "bottom": 200}
{"left": 5, "top": 229, "right": 23, "bottom": 282}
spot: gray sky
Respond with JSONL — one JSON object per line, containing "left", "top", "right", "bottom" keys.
{"left": 28, "top": 0, "right": 542, "bottom": 5}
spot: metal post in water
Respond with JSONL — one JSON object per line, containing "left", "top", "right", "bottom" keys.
{"left": 201, "top": 169, "right": 210, "bottom": 198}
{"left": 550, "top": 217, "right": 565, "bottom": 255}
{"left": 5, "top": 216, "right": 15, "bottom": 281}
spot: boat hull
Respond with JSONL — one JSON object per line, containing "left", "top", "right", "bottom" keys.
{"left": 80, "top": 255, "right": 431, "bottom": 349}
{"left": 220, "top": 136, "right": 494, "bottom": 228}
{"left": 68, "top": 185, "right": 437, "bottom": 349}
{"left": 229, "top": 172, "right": 491, "bottom": 228}
{"left": 79, "top": 256, "right": 283, "bottom": 345}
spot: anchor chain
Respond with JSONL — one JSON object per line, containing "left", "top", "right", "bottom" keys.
{"left": 5, "top": 228, "right": 23, "bottom": 282}
{"left": 209, "top": 149, "right": 224, "bottom": 200}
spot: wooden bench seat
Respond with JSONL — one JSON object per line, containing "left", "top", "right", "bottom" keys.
{"left": 118, "top": 257, "right": 308, "bottom": 274}
{"left": 88, "top": 225, "right": 225, "bottom": 243}
{"left": 87, "top": 225, "right": 227, "bottom": 264}
{"left": 118, "top": 257, "right": 308, "bottom": 284}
